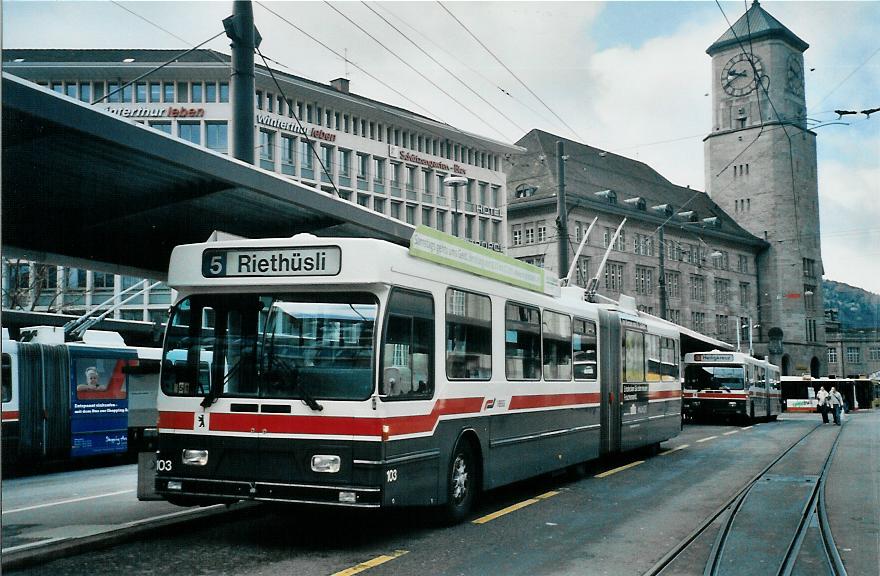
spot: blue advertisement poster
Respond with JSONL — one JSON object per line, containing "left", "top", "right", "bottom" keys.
{"left": 69, "top": 348, "right": 135, "bottom": 457}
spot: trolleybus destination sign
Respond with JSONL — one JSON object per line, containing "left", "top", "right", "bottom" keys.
{"left": 201, "top": 246, "right": 341, "bottom": 278}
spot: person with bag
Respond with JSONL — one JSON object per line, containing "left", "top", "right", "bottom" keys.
{"left": 816, "top": 386, "right": 830, "bottom": 424}
{"left": 829, "top": 386, "right": 845, "bottom": 426}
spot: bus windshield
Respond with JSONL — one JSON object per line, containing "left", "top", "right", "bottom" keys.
{"left": 161, "top": 292, "right": 378, "bottom": 403}
{"left": 684, "top": 365, "right": 746, "bottom": 391}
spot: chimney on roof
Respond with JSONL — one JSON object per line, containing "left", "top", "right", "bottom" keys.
{"left": 330, "top": 77, "right": 349, "bottom": 94}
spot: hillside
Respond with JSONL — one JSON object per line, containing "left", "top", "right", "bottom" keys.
{"left": 823, "top": 279, "right": 880, "bottom": 329}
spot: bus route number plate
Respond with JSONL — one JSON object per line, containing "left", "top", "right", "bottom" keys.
{"left": 202, "top": 247, "right": 342, "bottom": 278}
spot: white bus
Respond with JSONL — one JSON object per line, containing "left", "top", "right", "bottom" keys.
{"left": 147, "top": 227, "right": 682, "bottom": 521}
{"left": 682, "top": 351, "right": 781, "bottom": 422}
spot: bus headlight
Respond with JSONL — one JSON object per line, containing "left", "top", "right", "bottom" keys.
{"left": 182, "top": 449, "right": 208, "bottom": 466}
{"left": 311, "top": 455, "right": 341, "bottom": 473}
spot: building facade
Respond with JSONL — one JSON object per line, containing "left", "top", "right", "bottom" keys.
{"left": 3, "top": 49, "right": 519, "bottom": 322}
{"left": 506, "top": 129, "right": 767, "bottom": 347}
{"left": 704, "top": 1, "right": 827, "bottom": 376}
{"left": 824, "top": 309, "right": 880, "bottom": 379}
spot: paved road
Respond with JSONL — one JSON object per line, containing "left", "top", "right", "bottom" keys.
{"left": 3, "top": 412, "right": 877, "bottom": 575}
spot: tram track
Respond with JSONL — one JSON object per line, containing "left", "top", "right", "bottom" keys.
{"left": 644, "top": 421, "right": 847, "bottom": 576}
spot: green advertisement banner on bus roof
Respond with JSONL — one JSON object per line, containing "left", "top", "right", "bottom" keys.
{"left": 409, "top": 225, "right": 552, "bottom": 294}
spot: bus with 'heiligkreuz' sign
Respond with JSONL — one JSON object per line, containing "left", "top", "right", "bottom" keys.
{"left": 682, "top": 351, "right": 781, "bottom": 422}
{"left": 144, "top": 226, "right": 683, "bottom": 521}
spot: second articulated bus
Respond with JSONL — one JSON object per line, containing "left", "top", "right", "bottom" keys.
{"left": 682, "top": 351, "right": 781, "bottom": 422}
{"left": 147, "top": 227, "right": 683, "bottom": 521}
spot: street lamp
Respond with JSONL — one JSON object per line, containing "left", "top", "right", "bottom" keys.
{"left": 444, "top": 175, "right": 468, "bottom": 238}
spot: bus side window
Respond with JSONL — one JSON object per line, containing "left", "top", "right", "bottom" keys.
{"left": 645, "top": 334, "right": 661, "bottom": 382}
{"left": 505, "top": 302, "right": 541, "bottom": 381}
{"left": 623, "top": 330, "right": 645, "bottom": 382}
{"left": 660, "top": 337, "right": 678, "bottom": 381}
{"left": 382, "top": 289, "right": 434, "bottom": 399}
{"left": 573, "top": 318, "right": 597, "bottom": 381}
{"left": 543, "top": 310, "right": 571, "bottom": 381}
{"left": 1, "top": 353, "right": 11, "bottom": 402}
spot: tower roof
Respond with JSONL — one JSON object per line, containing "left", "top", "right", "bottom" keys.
{"left": 707, "top": 0, "right": 808, "bottom": 55}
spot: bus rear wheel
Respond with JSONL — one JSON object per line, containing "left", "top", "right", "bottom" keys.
{"left": 440, "top": 440, "right": 477, "bottom": 524}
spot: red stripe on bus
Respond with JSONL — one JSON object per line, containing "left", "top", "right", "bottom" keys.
{"left": 158, "top": 411, "right": 195, "bottom": 430}
{"left": 509, "top": 393, "right": 600, "bottom": 410}
{"left": 648, "top": 390, "right": 682, "bottom": 400}
{"left": 694, "top": 393, "right": 749, "bottom": 400}
{"left": 2, "top": 410, "right": 19, "bottom": 422}
{"left": 205, "top": 397, "right": 486, "bottom": 438}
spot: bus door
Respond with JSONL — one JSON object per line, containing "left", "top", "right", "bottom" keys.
{"left": 598, "top": 309, "right": 621, "bottom": 455}
{"left": 69, "top": 347, "right": 135, "bottom": 457}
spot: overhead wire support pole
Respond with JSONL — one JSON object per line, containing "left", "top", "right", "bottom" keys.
{"left": 557, "top": 141, "right": 569, "bottom": 279}
{"left": 586, "top": 218, "right": 627, "bottom": 303}
{"left": 224, "top": 0, "right": 260, "bottom": 165}
{"left": 562, "top": 216, "right": 598, "bottom": 286}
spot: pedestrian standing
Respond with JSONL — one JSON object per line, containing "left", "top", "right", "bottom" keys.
{"left": 816, "top": 386, "right": 830, "bottom": 424}
{"left": 829, "top": 386, "right": 845, "bottom": 426}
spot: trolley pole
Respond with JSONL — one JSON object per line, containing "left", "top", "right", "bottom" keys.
{"left": 224, "top": 0, "right": 259, "bottom": 165}
{"left": 557, "top": 141, "right": 569, "bottom": 277}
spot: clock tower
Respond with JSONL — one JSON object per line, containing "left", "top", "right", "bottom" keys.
{"left": 704, "top": 0, "right": 826, "bottom": 376}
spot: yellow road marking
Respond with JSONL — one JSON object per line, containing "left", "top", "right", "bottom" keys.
{"left": 331, "top": 550, "right": 409, "bottom": 576}
{"left": 594, "top": 460, "right": 644, "bottom": 478}
{"left": 696, "top": 435, "right": 718, "bottom": 443}
{"left": 472, "top": 490, "right": 559, "bottom": 524}
{"left": 723, "top": 430, "right": 739, "bottom": 436}
{"left": 660, "top": 444, "right": 689, "bottom": 455}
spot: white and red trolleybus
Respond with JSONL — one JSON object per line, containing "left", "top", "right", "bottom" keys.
{"left": 147, "top": 227, "right": 682, "bottom": 521}
{"left": 682, "top": 351, "right": 781, "bottom": 422}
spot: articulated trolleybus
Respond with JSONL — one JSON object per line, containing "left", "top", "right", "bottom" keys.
{"left": 148, "top": 227, "right": 682, "bottom": 520}
{"left": 682, "top": 351, "right": 781, "bottom": 422}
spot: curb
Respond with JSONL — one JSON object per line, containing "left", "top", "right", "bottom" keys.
{"left": 1, "top": 501, "right": 259, "bottom": 571}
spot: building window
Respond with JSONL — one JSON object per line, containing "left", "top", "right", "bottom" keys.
{"left": 149, "top": 82, "right": 161, "bottom": 103}
{"left": 537, "top": 225, "right": 547, "bottom": 243}
{"left": 664, "top": 271, "right": 681, "bottom": 299}
{"left": 740, "top": 282, "right": 750, "bottom": 308}
{"left": 634, "top": 233, "right": 654, "bottom": 256}
{"left": 219, "top": 82, "right": 229, "bottom": 102}
{"left": 804, "top": 285, "right": 816, "bottom": 310}
{"left": 189, "top": 83, "right": 203, "bottom": 103}
{"left": 178, "top": 122, "right": 201, "bottom": 145}
{"left": 373, "top": 158, "right": 385, "bottom": 183}
{"left": 667, "top": 309, "right": 681, "bottom": 325}
{"left": 575, "top": 257, "right": 590, "bottom": 288}
{"left": 177, "top": 82, "right": 188, "bottom": 103}
{"left": 206, "top": 122, "right": 228, "bottom": 154}
{"left": 390, "top": 201, "right": 402, "bottom": 220}
{"left": 301, "top": 141, "right": 314, "bottom": 172}
{"left": 205, "top": 82, "right": 217, "bottom": 102}
{"left": 93, "top": 272, "right": 115, "bottom": 289}
{"left": 827, "top": 347, "right": 838, "bottom": 364}
{"left": 525, "top": 228, "right": 535, "bottom": 244}
{"left": 281, "top": 135, "right": 296, "bottom": 175}
{"left": 164, "top": 82, "right": 175, "bottom": 102}
{"left": 136, "top": 82, "right": 147, "bottom": 103}
{"left": 712, "top": 250, "right": 729, "bottom": 270}
{"left": 846, "top": 347, "right": 860, "bottom": 363}
{"left": 738, "top": 254, "right": 749, "bottom": 273}
{"left": 803, "top": 258, "right": 817, "bottom": 279}
{"left": 691, "top": 311, "right": 706, "bottom": 333}
{"left": 520, "top": 256, "right": 544, "bottom": 269}
{"left": 605, "top": 261, "right": 624, "bottom": 292}
{"left": 512, "top": 228, "right": 522, "bottom": 246}
{"left": 806, "top": 318, "right": 818, "bottom": 342}
{"left": 635, "top": 266, "right": 654, "bottom": 295}
{"left": 259, "top": 130, "right": 275, "bottom": 169}
{"left": 338, "top": 149, "right": 351, "bottom": 178}
{"left": 150, "top": 121, "right": 172, "bottom": 134}
{"left": 869, "top": 347, "right": 880, "bottom": 361}
{"left": 357, "top": 154, "right": 369, "bottom": 181}
{"left": 603, "top": 227, "right": 625, "bottom": 251}
{"left": 690, "top": 275, "right": 705, "bottom": 303}
{"left": 716, "top": 314, "right": 729, "bottom": 339}
{"left": 714, "top": 278, "right": 730, "bottom": 305}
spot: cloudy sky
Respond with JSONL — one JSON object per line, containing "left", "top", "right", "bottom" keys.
{"left": 4, "top": 1, "right": 879, "bottom": 292}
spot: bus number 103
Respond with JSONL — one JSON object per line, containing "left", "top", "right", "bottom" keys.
{"left": 386, "top": 469, "right": 398, "bottom": 483}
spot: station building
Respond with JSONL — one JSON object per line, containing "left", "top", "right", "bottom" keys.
{"left": 507, "top": 1, "right": 828, "bottom": 375}
{"left": 2, "top": 48, "right": 519, "bottom": 323}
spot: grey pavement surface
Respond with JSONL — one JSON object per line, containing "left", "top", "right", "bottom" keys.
{"left": 1, "top": 411, "right": 877, "bottom": 575}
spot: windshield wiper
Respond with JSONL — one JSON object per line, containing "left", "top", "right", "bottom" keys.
{"left": 272, "top": 357, "right": 323, "bottom": 412}
{"left": 201, "top": 358, "right": 240, "bottom": 408}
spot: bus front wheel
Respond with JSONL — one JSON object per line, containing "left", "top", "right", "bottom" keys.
{"left": 440, "top": 439, "right": 477, "bottom": 524}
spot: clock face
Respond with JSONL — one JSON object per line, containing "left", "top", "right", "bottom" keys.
{"left": 786, "top": 55, "right": 804, "bottom": 97}
{"left": 721, "top": 53, "right": 765, "bottom": 97}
